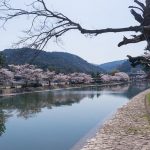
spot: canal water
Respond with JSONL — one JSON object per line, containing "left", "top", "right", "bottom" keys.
{"left": 0, "top": 82, "right": 149, "bottom": 150}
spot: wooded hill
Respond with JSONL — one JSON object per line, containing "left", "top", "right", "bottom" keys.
{"left": 2, "top": 48, "right": 104, "bottom": 74}
{"left": 99, "top": 60, "right": 126, "bottom": 72}
{"left": 99, "top": 60, "right": 141, "bottom": 73}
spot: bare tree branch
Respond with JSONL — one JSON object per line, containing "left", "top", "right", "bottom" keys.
{"left": 118, "top": 34, "right": 145, "bottom": 47}
{"left": 129, "top": 6, "right": 144, "bottom": 12}
{"left": 0, "top": 0, "right": 150, "bottom": 51}
{"left": 0, "top": 0, "right": 144, "bottom": 49}
{"left": 2, "top": 0, "right": 150, "bottom": 70}
{"left": 134, "top": 0, "right": 146, "bottom": 10}
{"left": 130, "top": 9, "right": 144, "bottom": 23}
{"left": 127, "top": 54, "right": 150, "bottom": 68}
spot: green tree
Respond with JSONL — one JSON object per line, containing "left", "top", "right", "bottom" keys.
{"left": 0, "top": 52, "right": 5, "bottom": 68}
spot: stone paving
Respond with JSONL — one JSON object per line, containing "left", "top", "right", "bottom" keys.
{"left": 80, "top": 89, "right": 150, "bottom": 150}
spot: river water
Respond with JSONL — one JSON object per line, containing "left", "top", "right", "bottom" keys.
{"left": 0, "top": 82, "right": 149, "bottom": 150}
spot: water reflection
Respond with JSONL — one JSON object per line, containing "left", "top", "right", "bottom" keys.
{"left": 0, "top": 82, "right": 149, "bottom": 138}
{"left": 0, "top": 92, "right": 84, "bottom": 119}
{"left": 0, "top": 84, "right": 130, "bottom": 119}
{"left": 0, "top": 110, "right": 6, "bottom": 136}
{"left": 124, "top": 81, "right": 150, "bottom": 99}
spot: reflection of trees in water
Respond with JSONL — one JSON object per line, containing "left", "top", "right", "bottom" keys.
{"left": 78, "top": 84, "right": 130, "bottom": 93}
{"left": 0, "top": 110, "right": 6, "bottom": 136}
{"left": 0, "top": 91, "right": 91, "bottom": 136}
{"left": 132, "top": 81, "right": 150, "bottom": 90}
{"left": 82, "top": 82, "right": 150, "bottom": 99}
{"left": 0, "top": 82, "right": 149, "bottom": 136}
{"left": 0, "top": 91, "right": 95, "bottom": 119}
{"left": 0, "top": 89, "right": 100, "bottom": 136}
{"left": 124, "top": 81, "right": 150, "bottom": 99}
{"left": 105, "top": 81, "right": 150, "bottom": 99}
{"left": 0, "top": 83, "right": 148, "bottom": 119}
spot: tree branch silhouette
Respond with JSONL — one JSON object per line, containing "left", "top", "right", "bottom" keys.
{"left": 1, "top": 0, "right": 150, "bottom": 68}
{"left": 0, "top": 0, "right": 145, "bottom": 49}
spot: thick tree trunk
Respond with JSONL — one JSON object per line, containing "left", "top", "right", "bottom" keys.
{"left": 48, "top": 80, "right": 51, "bottom": 86}
{"left": 146, "top": 0, "right": 150, "bottom": 6}
{"left": 144, "top": 0, "right": 150, "bottom": 27}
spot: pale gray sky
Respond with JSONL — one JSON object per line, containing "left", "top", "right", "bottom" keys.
{"left": 0, "top": 0, "right": 146, "bottom": 64}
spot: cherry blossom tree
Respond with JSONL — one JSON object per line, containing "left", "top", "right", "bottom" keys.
{"left": 114, "top": 72, "right": 130, "bottom": 82}
{"left": 100, "top": 75, "right": 112, "bottom": 83}
{"left": 44, "top": 70, "right": 55, "bottom": 86}
{"left": 8, "top": 65, "right": 93, "bottom": 86}
{"left": 9, "top": 64, "right": 44, "bottom": 86}
{"left": 52, "top": 73, "right": 70, "bottom": 85}
{"left": 0, "top": 68, "right": 14, "bottom": 86}
{"left": 31, "top": 68, "right": 44, "bottom": 85}
{"left": 100, "top": 72, "right": 129, "bottom": 83}
{"left": 69, "top": 73, "right": 93, "bottom": 84}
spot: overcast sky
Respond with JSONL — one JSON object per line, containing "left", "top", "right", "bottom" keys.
{"left": 0, "top": 0, "right": 146, "bottom": 64}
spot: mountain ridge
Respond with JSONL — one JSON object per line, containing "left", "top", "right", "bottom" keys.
{"left": 99, "top": 60, "right": 126, "bottom": 72}
{"left": 2, "top": 48, "right": 104, "bottom": 74}
{"left": 99, "top": 59, "right": 142, "bottom": 73}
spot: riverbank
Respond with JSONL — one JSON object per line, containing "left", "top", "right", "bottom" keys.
{"left": 80, "top": 89, "right": 150, "bottom": 150}
{"left": 0, "top": 82, "right": 128, "bottom": 97}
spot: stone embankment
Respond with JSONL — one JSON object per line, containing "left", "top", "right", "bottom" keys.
{"left": 81, "top": 89, "right": 150, "bottom": 150}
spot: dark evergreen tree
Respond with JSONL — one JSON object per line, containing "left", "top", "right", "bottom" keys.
{"left": 0, "top": 52, "right": 5, "bottom": 68}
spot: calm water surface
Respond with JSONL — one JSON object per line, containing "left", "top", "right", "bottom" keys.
{"left": 0, "top": 82, "right": 150, "bottom": 150}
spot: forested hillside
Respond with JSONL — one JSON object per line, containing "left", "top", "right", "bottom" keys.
{"left": 2, "top": 48, "right": 104, "bottom": 74}
{"left": 99, "top": 60, "right": 126, "bottom": 72}
{"left": 99, "top": 60, "right": 141, "bottom": 73}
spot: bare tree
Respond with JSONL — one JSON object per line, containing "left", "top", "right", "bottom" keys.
{"left": 0, "top": 0, "right": 150, "bottom": 67}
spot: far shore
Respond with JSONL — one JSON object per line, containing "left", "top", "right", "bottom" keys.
{"left": 0, "top": 82, "right": 129, "bottom": 97}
